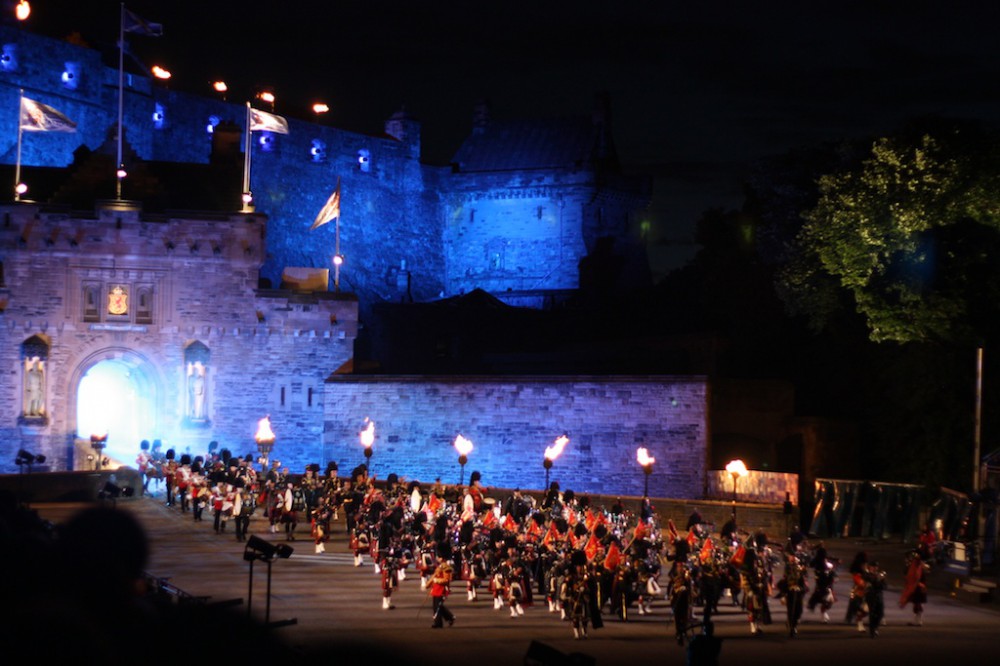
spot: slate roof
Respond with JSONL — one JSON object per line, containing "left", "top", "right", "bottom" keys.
{"left": 450, "top": 116, "right": 608, "bottom": 172}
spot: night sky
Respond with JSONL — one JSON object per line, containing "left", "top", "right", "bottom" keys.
{"left": 15, "top": 0, "right": 1000, "bottom": 278}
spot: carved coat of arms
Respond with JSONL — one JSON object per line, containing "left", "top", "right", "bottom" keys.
{"left": 108, "top": 285, "right": 129, "bottom": 315}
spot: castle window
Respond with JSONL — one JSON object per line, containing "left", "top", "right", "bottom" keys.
{"left": 357, "top": 149, "right": 370, "bottom": 172}
{"left": 135, "top": 285, "right": 153, "bottom": 324}
{"left": 310, "top": 139, "right": 327, "bottom": 163}
{"left": 61, "top": 62, "right": 80, "bottom": 90}
{"left": 82, "top": 283, "right": 100, "bottom": 322}
{"left": 206, "top": 115, "right": 220, "bottom": 134}
{"left": 259, "top": 133, "right": 275, "bottom": 152}
{"left": 1, "top": 44, "right": 18, "bottom": 72}
{"left": 152, "top": 103, "right": 166, "bottom": 129}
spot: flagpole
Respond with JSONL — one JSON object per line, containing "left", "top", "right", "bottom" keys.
{"left": 242, "top": 102, "right": 252, "bottom": 212}
{"left": 116, "top": 3, "right": 126, "bottom": 200}
{"left": 14, "top": 89, "right": 24, "bottom": 202}
{"left": 334, "top": 185, "right": 341, "bottom": 291}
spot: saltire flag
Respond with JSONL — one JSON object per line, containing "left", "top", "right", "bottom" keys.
{"left": 584, "top": 509, "right": 596, "bottom": 532}
{"left": 686, "top": 528, "right": 699, "bottom": 548}
{"left": 310, "top": 178, "right": 341, "bottom": 230}
{"left": 249, "top": 107, "right": 290, "bottom": 134}
{"left": 584, "top": 534, "right": 600, "bottom": 561}
{"left": 526, "top": 518, "right": 543, "bottom": 540}
{"left": 603, "top": 541, "right": 622, "bottom": 571}
{"left": 123, "top": 8, "right": 163, "bottom": 36}
{"left": 20, "top": 97, "right": 76, "bottom": 132}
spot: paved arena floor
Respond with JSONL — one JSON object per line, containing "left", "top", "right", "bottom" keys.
{"left": 23, "top": 496, "right": 1000, "bottom": 666}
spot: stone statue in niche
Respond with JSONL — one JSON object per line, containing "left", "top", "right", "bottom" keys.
{"left": 187, "top": 361, "right": 207, "bottom": 420}
{"left": 24, "top": 358, "right": 45, "bottom": 417}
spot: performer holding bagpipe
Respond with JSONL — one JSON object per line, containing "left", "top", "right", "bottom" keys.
{"left": 668, "top": 558, "right": 693, "bottom": 645}
{"left": 740, "top": 546, "right": 770, "bottom": 636}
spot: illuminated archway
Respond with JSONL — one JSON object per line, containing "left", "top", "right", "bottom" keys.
{"left": 71, "top": 349, "right": 161, "bottom": 466}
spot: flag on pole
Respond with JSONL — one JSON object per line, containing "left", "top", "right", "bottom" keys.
{"left": 584, "top": 533, "right": 600, "bottom": 561}
{"left": 20, "top": 97, "right": 77, "bottom": 132}
{"left": 249, "top": 107, "right": 290, "bottom": 134}
{"left": 310, "top": 178, "right": 341, "bottom": 230}
{"left": 501, "top": 513, "right": 517, "bottom": 532}
{"left": 123, "top": 8, "right": 163, "bottom": 36}
{"left": 603, "top": 541, "right": 622, "bottom": 571}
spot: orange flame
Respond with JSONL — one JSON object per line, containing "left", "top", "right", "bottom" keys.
{"left": 454, "top": 434, "right": 474, "bottom": 456}
{"left": 255, "top": 416, "right": 275, "bottom": 443}
{"left": 545, "top": 434, "right": 569, "bottom": 462}
{"left": 725, "top": 459, "right": 748, "bottom": 477}
{"left": 637, "top": 447, "right": 655, "bottom": 466}
{"left": 360, "top": 418, "right": 375, "bottom": 449}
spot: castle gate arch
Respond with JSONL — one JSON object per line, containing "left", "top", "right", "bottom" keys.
{"left": 69, "top": 348, "right": 163, "bottom": 466}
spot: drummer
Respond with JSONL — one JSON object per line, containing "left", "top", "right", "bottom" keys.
{"left": 469, "top": 471, "right": 487, "bottom": 513}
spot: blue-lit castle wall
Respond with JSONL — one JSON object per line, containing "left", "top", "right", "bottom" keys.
{"left": 0, "top": 27, "right": 697, "bottom": 497}
{"left": 0, "top": 25, "right": 649, "bottom": 314}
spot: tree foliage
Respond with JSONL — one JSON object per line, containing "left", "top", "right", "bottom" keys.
{"left": 780, "top": 121, "right": 1000, "bottom": 344}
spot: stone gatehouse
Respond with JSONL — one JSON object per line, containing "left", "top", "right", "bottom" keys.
{"left": 0, "top": 201, "right": 357, "bottom": 472}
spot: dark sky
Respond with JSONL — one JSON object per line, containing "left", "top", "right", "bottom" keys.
{"left": 18, "top": 0, "right": 1000, "bottom": 277}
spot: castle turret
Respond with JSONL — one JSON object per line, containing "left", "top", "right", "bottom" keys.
{"left": 384, "top": 106, "right": 421, "bottom": 160}
{"left": 472, "top": 98, "right": 491, "bottom": 135}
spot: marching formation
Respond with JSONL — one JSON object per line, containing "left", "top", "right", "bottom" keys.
{"left": 136, "top": 442, "right": 936, "bottom": 645}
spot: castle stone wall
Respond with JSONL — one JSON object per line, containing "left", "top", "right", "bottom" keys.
{"left": 320, "top": 375, "right": 707, "bottom": 498}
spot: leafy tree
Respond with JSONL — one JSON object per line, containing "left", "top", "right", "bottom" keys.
{"left": 781, "top": 120, "right": 1000, "bottom": 345}
{"left": 773, "top": 120, "right": 1000, "bottom": 490}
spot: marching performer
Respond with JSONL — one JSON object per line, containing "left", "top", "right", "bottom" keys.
{"left": 564, "top": 560, "right": 592, "bottom": 640}
{"left": 740, "top": 547, "right": 769, "bottom": 636}
{"left": 429, "top": 562, "right": 455, "bottom": 628}
{"left": 668, "top": 559, "right": 693, "bottom": 645}
{"left": 899, "top": 551, "right": 929, "bottom": 626}
{"left": 865, "top": 560, "right": 887, "bottom": 637}
{"left": 807, "top": 542, "right": 837, "bottom": 622}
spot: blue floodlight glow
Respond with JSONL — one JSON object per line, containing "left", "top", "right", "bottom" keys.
{"left": 77, "top": 360, "right": 148, "bottom": 465}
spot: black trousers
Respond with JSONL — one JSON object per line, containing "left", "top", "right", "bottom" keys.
{"left": 432, "top": 596, "right": 453, "bottom": 626}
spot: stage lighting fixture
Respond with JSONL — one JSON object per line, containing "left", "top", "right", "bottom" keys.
{"left": 15, "top": 449, "right": 45, "bottom": 466}
{"left": 244, "top": 535, "right": 292, "bottom": 562}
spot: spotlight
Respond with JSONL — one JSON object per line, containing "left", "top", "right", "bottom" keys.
{"left": 15, "top": 449, "right": 45, "bottom": 466}
{"left": 244, "top": 535, "right": 293, "bottom": 562}
{"left": 244, "top": 535, "right": 276, "bottom": 561}
{"left": 244, "top": 534, "right": 295, "bottom": 627}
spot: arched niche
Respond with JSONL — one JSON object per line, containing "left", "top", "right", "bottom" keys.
{"left": 21, "top": 334, "right": 50, "bottom": 421}
{"left": 184, "top": 341, "right": 211, "bottom": 424}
